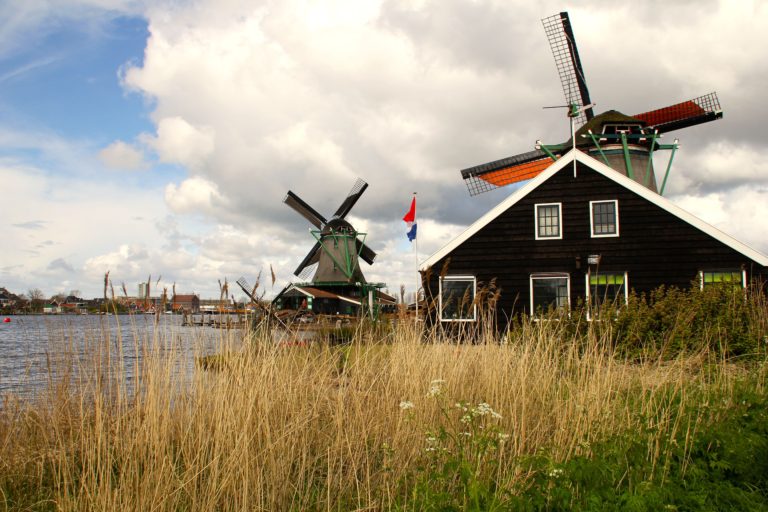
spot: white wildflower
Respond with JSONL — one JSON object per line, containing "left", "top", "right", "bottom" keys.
{"left": 460, "top": 431, "right": 472, "bottom": 437}
{"left": 460, "top": 414, "right": 472, "bottom": 424}
{"left": 498, "top": 433, "right": 510, "bottom": 442}
{"left": 548, "top": 468, "right": 564, "bottom": 479}
{"left": 476, "top": 402, "right": 493, "bottom": 416}
{"left": 426, "top": 435, "right": 438, "bottom": 445}
{"left": 399, "top": 400, "right": 415, "bottom": 411}
{"left": 427, "top": 379, "right": 445, "bottom": 397}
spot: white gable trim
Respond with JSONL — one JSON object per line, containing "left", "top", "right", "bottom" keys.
{"left": 421, "top": 150, "right": 768, "bottom": 270}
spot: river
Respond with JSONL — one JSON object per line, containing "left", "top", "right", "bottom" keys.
{"left": 0, "top": 314, "right": 242, "bottom": 399}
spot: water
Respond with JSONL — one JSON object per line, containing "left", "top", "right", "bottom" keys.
{"left": 0, "top": 314, "right": 242, "bottom": 399}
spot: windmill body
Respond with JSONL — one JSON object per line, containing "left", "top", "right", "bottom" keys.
{"left": 461, "top": 12, "right": 722, "bottom": 197}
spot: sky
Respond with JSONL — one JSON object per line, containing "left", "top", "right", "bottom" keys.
{"left": 1, "top": 0, "right": 767, "bottom": 301}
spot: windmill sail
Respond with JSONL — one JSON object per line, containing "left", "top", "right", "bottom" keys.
{"left": 634, "top": 92, "right": 722, "bottom": 133}
{"left": 461, "top": 150, "right": 555, "bottom": 196}
{"left": 333, "top": 178, "right": 368, "bottom": 219}
{"left": 542, "top": 12, "right": 594, "bottom": 128}
{"left": 284, "top": 191, "right": 326, "bottom": 229}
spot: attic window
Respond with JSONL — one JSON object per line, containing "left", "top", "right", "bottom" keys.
{"left": 590, "top": 200, "right": 619, "bottom": 237}
{"left": 439, "top": 276, "right": 476, "bottom": 322}
{"left": 535, "top": 203, "right": 562, "bottom": 240}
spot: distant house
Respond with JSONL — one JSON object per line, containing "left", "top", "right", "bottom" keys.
{"left": 43, "top": 303, "right": 60, "bottom": 314}
{"left": 420, "top": 151, "right": 768, "bottom": 327}
{"left": 172, "top": 294, "right": 200, "bottom": 313}
{"left": 0, "top": 288, "right": 18, "bottom": 308}
{"left": 273, "top": 284, "right": 398, "bottom": 317}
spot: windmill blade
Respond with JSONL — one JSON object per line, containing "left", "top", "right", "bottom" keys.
{"left": 284, "top": 191, "right": 327, "bottom": 229}
{"left": 355, "top": 239, "right": 377, "bottom": 265}
{"left": 333, "top": 178, "right": 368, "bottom": 219}
{"left": 294, "top": 241, "right": 322, "bottom": 277}
{"left": 236, "top": 277, "right": 258, "bottom": 302}
{"left": 461, "top": 149, "right": 560, "bottom": 196}
{"left": 633, "top": 92, "right": 723, "bottom": 134}
{"left": 542, "top": 12, "right": 594, "bottom": 128}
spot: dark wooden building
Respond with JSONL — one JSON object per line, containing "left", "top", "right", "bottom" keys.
{"left": 421, "top": 151, "right": 768, "bottom": 326}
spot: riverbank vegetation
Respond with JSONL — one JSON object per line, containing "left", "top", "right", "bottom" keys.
{"left": 1, "top": 285, "right": 766, "bottom": 510}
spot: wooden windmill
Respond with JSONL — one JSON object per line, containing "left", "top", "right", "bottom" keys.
{"left": 461, "top": 12, "right": 723, "bottom": 197}
{"left": 274, "top": 178, "right": 390, "bottom": 318}
{"left": 284, "top": 178, "right": 376, "bottom": 283}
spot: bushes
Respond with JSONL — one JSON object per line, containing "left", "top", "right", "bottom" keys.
{"left": 610, "top": 283, "right": 766, "bottom": 359}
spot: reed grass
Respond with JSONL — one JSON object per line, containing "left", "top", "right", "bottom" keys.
{"left": 0, "top": 304, "right": 766, "bottom": 510}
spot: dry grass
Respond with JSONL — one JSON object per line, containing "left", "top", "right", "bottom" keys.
{"left": 0, "top": 317, "right": 764, "bottom": 510}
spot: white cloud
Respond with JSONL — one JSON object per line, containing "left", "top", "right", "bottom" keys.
{"left": 98, "top": 140, "right": 147, "bottom": 170}
{"left": 141, "top": 116, "right": 215, "bottom": 170}
{"left": 164, "top": 176, "right": 226, "bottom": 215}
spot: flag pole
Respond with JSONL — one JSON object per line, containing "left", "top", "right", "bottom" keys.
{"left": 413, "top": 191, "right": 419, "bottom": 323}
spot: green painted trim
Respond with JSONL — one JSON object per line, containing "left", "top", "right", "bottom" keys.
{"left": 539, "top": 144, "right": 560, "bottom": 162}
{"left": 659, "top": 143, "right": 679, "bottom": 196}
{"left": 620, "top": 133, "right": 634, "bottom": 180}
{"left": 644, "top": 131, "right": 658, "bottom": 188}
{"left": 587, "top": 131, "right": 610, "bottom": 165}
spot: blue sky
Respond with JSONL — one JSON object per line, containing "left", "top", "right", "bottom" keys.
{"left": 1, "top": 16, "right": 149, "bottom": 139}
{"left": 2, "top": 0, "right": 768, "bottom": 300}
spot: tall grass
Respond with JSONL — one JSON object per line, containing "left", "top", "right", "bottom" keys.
{"left": 0, "top": 297, "right": 766, "bottom": 510}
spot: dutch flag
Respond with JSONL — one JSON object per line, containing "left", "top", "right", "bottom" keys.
{"left": 403, "top": 197, "right": 417, "bottom": 242}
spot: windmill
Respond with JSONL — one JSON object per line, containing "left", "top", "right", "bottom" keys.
{"left": 274, "top": 178, "right": 390, "bottom": 318}
{"left": 461, "top": 11, "right": 723, "bottom": 197}
{"left": 284, "top": 177, "right": 376, "bottom": 283}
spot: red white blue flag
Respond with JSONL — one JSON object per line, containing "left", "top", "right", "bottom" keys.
{"left": 403, "top": 197, "right": 417, "bottom": 242}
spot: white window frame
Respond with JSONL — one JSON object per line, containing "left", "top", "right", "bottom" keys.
{"left": 699, "top": 269, "right": 747, "bottom": 290}
{"left": 529, "top": 273, "right": 571, "bottom": 316}
{"left": 439, "top": 275, "right": 477, "bottom": 322}
{"left": 534, "top": 202, "right": 563, "bottom": 240}
{"left": 585, "top": 271, "right": 629, "bottom": 321}
{"left": 590, "top": 200, "right": 619, "bottom": 238}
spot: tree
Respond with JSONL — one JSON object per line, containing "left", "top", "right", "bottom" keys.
{"left": 69, "top": 289, "right": 82, "bottom": 299}
{"left": 28, "top": 288, "right": 45, "bottom": 312}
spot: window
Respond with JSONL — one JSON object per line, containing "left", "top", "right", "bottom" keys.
{"left": 586, "top": 272, "right": 628, "bottom": 319}
{"left": 530, "top": 274, "right": 570, "bottom": 315}
{"left": 535, "top": 203, "right": 562, "bottom": 240}
{"left": 439, "top": 276, "right": 476, "bottom": 322}
{"left": 699, "top": 270, "right": 746, "bottom": 290}
{"left": 590, "top": 200, "right": 619, "bottom": 237}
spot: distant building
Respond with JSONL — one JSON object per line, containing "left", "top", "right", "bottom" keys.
{"left": 138, "top": 282, "right": 149, "bottom": 299}
{"left": 172, "top": 294, "right": 200, "bottom": 313}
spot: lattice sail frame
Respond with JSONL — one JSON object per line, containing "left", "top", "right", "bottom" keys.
{"left": 541, "top": 12, "right": 594, "bottom": 128}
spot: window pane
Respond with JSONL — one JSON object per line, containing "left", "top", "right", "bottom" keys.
{"left": 537, "top": 205, "right": 560, "bottom": 238}
{"left": 592, "top": 201, "right": 617, "bottom": 235}
{"left": 702, "top": 271, "right": 743, "bottom": 287}
{"left": 532, "top": 277, "right": 568, "bottom": 312}
{"left": 589, "top": 273, "right": 625, "bottom": 306}
{"left": 441, "top": 278, "right": 475, "bottom": 320}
